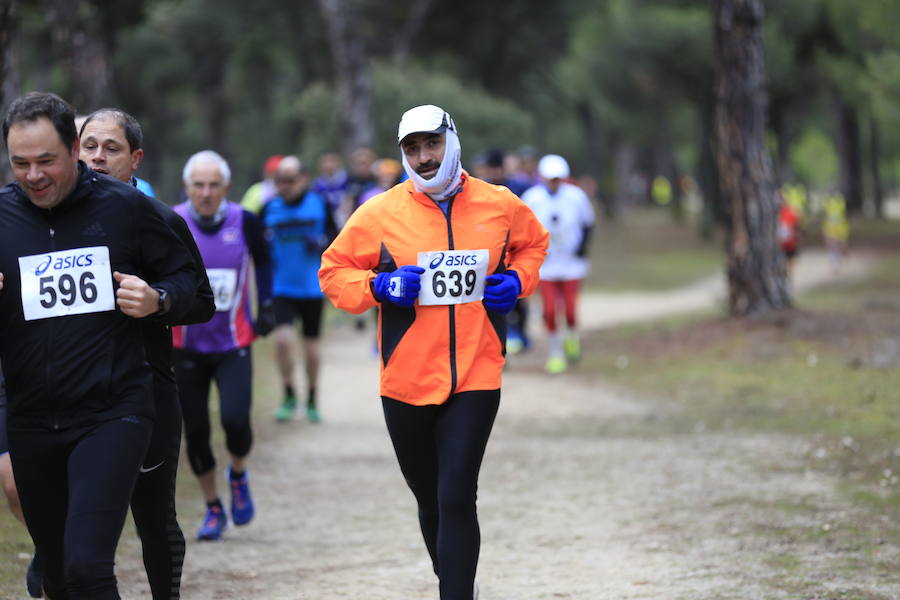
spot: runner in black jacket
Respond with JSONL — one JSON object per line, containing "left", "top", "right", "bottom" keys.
{"left": 0, "top": 92, "right": 201, "bottom": 600}
{"left": 80, "top": 107, "right": 216, "bottom": 600}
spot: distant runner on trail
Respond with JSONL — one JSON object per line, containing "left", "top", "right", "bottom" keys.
{"left": 522, "top": 154, "right": 595, "bottom": 375}
{"left": 172, "top": 150, "right": 275, "bottom": 542}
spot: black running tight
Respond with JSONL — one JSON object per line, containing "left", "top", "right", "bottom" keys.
{"left": 175, "top": 347, "right": 253, "bottom": 475}
{"left": 130, "top": 384, "right": 186, "bottom": 599}
{"left": 9, "top": 416, "right": 152, "bottom": 600}
{"left": 382, "top": 389, "right": 500, "bottom": 600}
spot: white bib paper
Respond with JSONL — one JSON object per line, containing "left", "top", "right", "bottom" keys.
{"left": 18, "top": 246, "right": 115, "bottom": 321}
{"left": 417, "top": 249, "right": 490, "bottom": 306}
{"left": 206, "top": 268, "right": 238, "bottom": 312}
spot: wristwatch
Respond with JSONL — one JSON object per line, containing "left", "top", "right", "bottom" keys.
{"left": 154, "top": 287, "right": 171, "bottom": 315}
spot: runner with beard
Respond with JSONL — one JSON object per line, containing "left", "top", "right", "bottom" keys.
{"left": 320, "top": 104, "right": 548, "bottom": 599}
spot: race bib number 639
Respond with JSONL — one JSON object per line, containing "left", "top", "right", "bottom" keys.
{"left": 417, "top": 249, "right": 489, "bottom": 306}
{"left": 18, "top": 246, "right": 115, "bottom": 321}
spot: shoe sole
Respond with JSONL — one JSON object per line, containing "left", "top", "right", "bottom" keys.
{"left": 196, "top": 522, "right": 227, "bottom": 541}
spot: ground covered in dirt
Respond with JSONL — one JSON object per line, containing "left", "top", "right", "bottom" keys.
{"left": 106, "top": 307, "right": 899, "bottom": 599}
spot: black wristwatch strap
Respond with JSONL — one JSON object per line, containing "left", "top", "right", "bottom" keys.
{"left": 154, "top": 287, "right": 170, "bottom": 315}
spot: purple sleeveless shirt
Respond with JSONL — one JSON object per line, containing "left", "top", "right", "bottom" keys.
{"left": 173, "top": 202, "right": 255, "bottom": 353}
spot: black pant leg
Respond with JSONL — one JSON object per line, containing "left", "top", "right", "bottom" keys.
{"left": 433, "top": 390, "right": 500, "bottom": 600}
{"left": 174, "top": 350, "right": 215, "bottom": 475}
{"left": 382, "top": 390, "right": 499, "bottom": 600}
{"left": 214, "top": 348, "right": 253, "bottom": 460}
{"left": 65, "top": 416, "right": 152, "bottom": 600}
{"left": 131, "top": 385, "right": 185, "bottom": 600}
{"left": 381, "top": 398, "right": 441, "bottom": 575}
{"left": 8, "top": 428, "right": 73, "bottom": 599}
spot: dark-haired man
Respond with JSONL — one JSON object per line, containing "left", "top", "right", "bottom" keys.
{"left": 320, "top": 104, "right": 548, "bottom": 600}
{"left": 0, "top": 92, "right": 201, "bottom": 599}
{"left": 80, "top": 107, "right": 215, "bottom": 599}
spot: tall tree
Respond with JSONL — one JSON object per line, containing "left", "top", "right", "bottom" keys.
{"left": 713, "top": 0, "right": 790, "bottom": 316}
{"left": 41, "top": 0, "right": 114, "bottom": 111}
{"left": 317, "top": 0, "right": 375, "bottom": 158}
{"left": 0, "top": 0, "right": 18, "bottom": 183}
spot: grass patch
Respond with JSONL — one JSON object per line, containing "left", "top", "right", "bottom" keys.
{"left": 577, "top": 239, "right": 900, "bottom": 524}
{"left": 585, "top": 207, "right": 722, "bottom": 291}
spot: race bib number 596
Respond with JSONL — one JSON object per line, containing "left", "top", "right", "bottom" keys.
{"left": 417, "top": 249, "right": 490, "bottom": 306}
{"left": 18, "top": 246, "right": 115, "bottom": 321}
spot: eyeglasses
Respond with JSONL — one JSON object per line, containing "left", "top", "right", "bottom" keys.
{"left": 275, "top": 177, "right": 299, "bottom": 184}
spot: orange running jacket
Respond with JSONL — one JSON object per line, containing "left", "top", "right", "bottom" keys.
{"left": 319, "top": 174, "right": 549, "bottom": 406}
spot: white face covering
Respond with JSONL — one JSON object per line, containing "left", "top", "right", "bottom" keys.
{"left": 401, "top": 128, "right": 464, "bottom": 201}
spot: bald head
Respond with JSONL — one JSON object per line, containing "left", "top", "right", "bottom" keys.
{"left": 275, "top": 155, "right": 308, "bottom": 202}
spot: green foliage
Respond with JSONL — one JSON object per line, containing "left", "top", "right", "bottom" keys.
{"left": 293, "top": 63, "right": 534, "bottom": 167}
{"left": 790, "top": 128, "right": 839, "bottom": 189}
{"left": 6, "top": 0, "right": 900, "bottom": 211}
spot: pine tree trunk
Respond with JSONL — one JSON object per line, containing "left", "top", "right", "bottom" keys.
{"left": 42, "top": 0, "right": 114, "bottom": 111}
{"left": 0, "top": 0, "right": 18, "bottom": 184}
{"left": 392, "top": 0, "right": 435, "bottom": 63}
{"left": 317, "top": 0, "right": 374, "bottom": 159}
{"left": 577, "top": 101, "right": 613, "bottom": 220}
{"left": 869, "top": 116, "right": 883, "bottom": 218}
{"left": 836, "top": 98, "right": 864, "bottom": 215}
{"left": 697, "top": 99, "right": 723, "bottom": 241}
{"left": 713, "top": 0, "right": 790, "bottom": 317}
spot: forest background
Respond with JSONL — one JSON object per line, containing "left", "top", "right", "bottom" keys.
{"left": 1, "top": 0, "right": 898, "bottom": 225}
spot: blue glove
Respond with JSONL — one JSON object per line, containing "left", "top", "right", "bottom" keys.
{"left": 483, "top": 270, "right": 521, "bottom": 314}
{"left": 373, "top": 265, "right": 425, "bottom": 308}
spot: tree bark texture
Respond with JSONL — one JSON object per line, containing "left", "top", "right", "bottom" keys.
{"left": 317, "top": 0, "right": 374, "bottom": 159}
{"left": 42, "top": 0, "right": 113, "bottom": 111}
{"left": 712, "top": 0, "right": 790, "bottom": 316}
{"left": 613, "top": 140, "right": 637, "bottom": 214}
{"left": 869, "top": 116, "right": 883, "bottom": 218}
{"left": 392, "top": 0, "right": 435, "bottom": 63}
{"left": 697, "top": 99, "right": 722, "bottom": 241}
{"left": 577, "top": 100, "right": 614, "bottom": 219}
{"left": 835, "top": 97, "right": 864, "bottom": 215}
{"left": 0, "top": 0, "right": 18, "bottom": 183}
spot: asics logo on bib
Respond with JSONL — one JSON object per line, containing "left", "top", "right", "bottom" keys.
{"left": 34, "top": 255, "right": 53, "bottom": 276}
{"left": 444, "top": 254, "right": 479, "bottom": 267}
{"left": 429, "top": 252, "right": 479, "bottom": 269}
{"left": 34, "top": 253, "right": 95, "bottom": 276}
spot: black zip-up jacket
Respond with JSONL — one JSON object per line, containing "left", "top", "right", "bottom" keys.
{"left": 0, "top": 162, "right": 201, "bottom": 431}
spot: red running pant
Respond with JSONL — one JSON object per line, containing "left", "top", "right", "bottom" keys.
{"left": 539, "top": 279, "right": 581, "bottom": 332}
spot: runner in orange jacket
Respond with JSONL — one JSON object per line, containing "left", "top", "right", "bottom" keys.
{"left": 319, "top": 104, "right": 547, "bottom": 600}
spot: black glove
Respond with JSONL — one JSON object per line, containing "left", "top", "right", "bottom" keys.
{"left": 254, "top": 301, "right": 276, "bottom": 336}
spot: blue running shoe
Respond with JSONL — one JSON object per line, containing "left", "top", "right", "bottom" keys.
{"left": 25, "top": 550, "right": 42, "bottom": 598}
{"left": 229, "top": 467, "right": 255, "bottom": 526}
{"left": 196, "top": 504, "right": 227, "bottom": 541}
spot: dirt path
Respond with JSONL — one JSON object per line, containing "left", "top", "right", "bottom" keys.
{"left": 110, "top": 250, "right": 896, "bottom": 600}
{"left": 576, "top": 249, "right": 874, "bottom": 329}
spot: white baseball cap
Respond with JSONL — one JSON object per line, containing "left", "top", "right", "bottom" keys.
{"left": 538, "top": 154, "right": 570, "bottom": 180}
{"left": 397, "top": 104, "right": 457, "bottom": 144}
